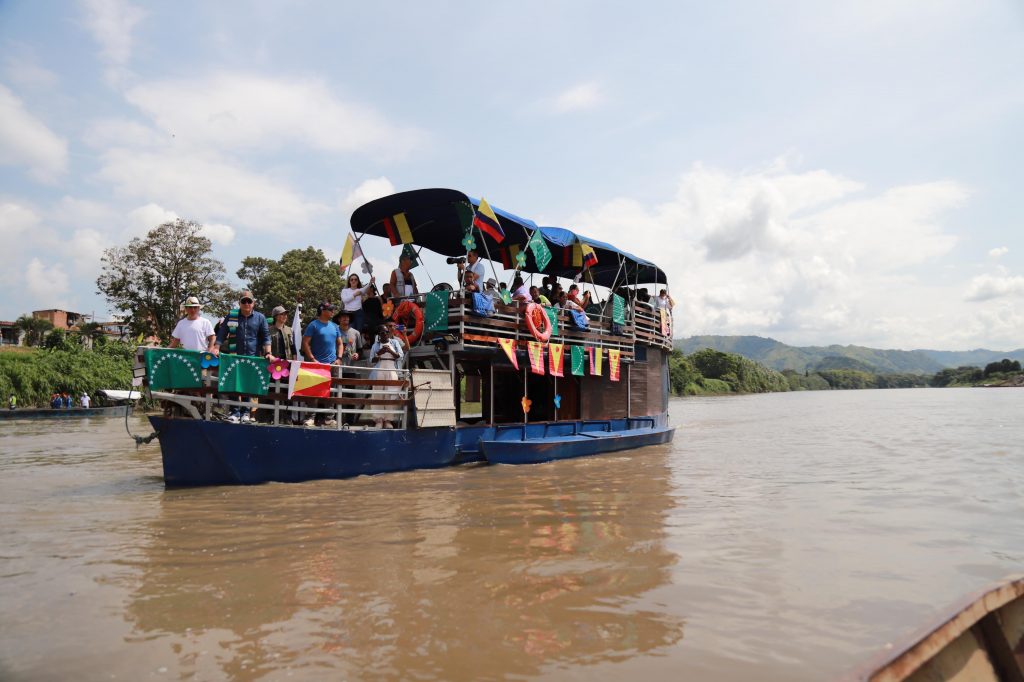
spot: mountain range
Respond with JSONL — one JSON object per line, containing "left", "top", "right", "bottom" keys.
{"left": 675, "top": 335, "right": 1024, "bottom": 374}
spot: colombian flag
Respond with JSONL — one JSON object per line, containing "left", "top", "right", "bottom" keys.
{"left": 473, "top": 198, "right": 505, "bottom": 243}
{"left": 287, "top": 361, "right": 333, "bottom": 399}
{"left": 382, "top": 212, "right": 414, "bottom": 246}
{"left": 581, "top": 243, "right": 598, "bottom": 269}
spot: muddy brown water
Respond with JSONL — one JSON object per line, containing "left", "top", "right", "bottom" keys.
{"left": 1, "top": 388, "right": 1021, "bottom": 681}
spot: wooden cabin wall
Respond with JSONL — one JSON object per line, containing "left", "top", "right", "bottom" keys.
{"left": 580, "top": 373, "right": 629, "bottom": 420}
{"left": 630, "top": 347, "right": 669, "bottom": 416}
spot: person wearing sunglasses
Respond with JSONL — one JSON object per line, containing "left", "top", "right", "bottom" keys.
{"left": 210, "top": 290, "right": 271, "bottom": 423}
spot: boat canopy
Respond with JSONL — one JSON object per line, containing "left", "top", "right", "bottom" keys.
{"left": 350, "top": 188, "right": 667, "bottom": 288}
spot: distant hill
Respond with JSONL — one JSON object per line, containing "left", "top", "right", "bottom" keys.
{"left": 674, "top": 335, "right": 1024, "bottom": 374}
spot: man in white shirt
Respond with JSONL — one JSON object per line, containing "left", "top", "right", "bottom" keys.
{"left": 80, "top": 392, "right": 91, "bottom": 409}
{"left": 169, "top": 296, "right": 216, "bottom": 351}
{"left": 457, "top": 249, "right": 487, "bottom": 291}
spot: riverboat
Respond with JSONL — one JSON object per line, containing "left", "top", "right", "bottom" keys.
{"left": 1, "top": 390, "right": 136, "bottom": 420}
{"left": 143, "top": 188, "right": 675, "bottom": 486}
{"left": 843, "top": 575, "right": 1024, "bottom": 682}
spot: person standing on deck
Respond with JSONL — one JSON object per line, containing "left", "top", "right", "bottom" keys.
{"left": 341, "top": 273, "right": 375, "bottom": 335}
{"left": 268, "top": 305, "right": 294, "bottom": 361}
{"left": 80, "top": 392, "right": 91, "bottom": 409}
{"left": 169, "top": 296, "right": 215, "bottom": 352}
{"left": 301, "top": 302, "right": 343, "bottom": 427}
{"left": 456, "top": 249, "right": 486, "bottom": 291}
{"left": 390, "top": 253, "right": 418, "bottom": 300}
{"left": 211, "top": 290, "right": 272, "bottom": 424}
{"left": 369, "top": 324, "right": 404, "bottom": 429}
{"left": 333, "top": 310, "right": 363, "bottom": 426}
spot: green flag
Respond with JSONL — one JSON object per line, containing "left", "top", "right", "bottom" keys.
{"left": 217, "top": 354, "right": 270, "bottom": 395}
{"left": 425, "top": 290, "right": 449, "bottom": 332}
{"left": 401, "top": 242, "right": 419, "bottom": 268}
{"left": 570, "top": 345, "right": 586, "bottom": 376}
{"left": 545, "top": 306, "right": 559, "bottom": 336}
{"left": 612, "top": 294, "right": 626, "bottom": 325}
{"left": 454, "top": 201, "right": 474, "bottom": 231}
{"left": 146, "top": 348, "right": 204, "bottom": 390}
{"left": 527, "top": 231, "right": 552, "bottom": 272}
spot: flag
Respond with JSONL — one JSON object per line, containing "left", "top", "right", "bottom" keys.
{"left": 548, "top": 342, "right": 564, "bottom": 377}
{"left": 500, "top": 244, "right": 522, "bottom": 271}
{"left": 612, "top": 294, "right": 626, "bottom": 325}
{"left": 572, "top": 243, "right": 583, "bottom": 267}
{"left": 218, "top": 354, "right": 270, "bottom": 395}
{"left": 425, "top": 290, "right": 449, "bottom": 332}
{"left": 660, "top": 308, "right": 670, "bottom": 335}
{"left": 498, "top": 338, "right": 518, "bottom": 369}
{"left": 339, "top": 234, "right": 362, "bottom": 271}
{"left": 570, "top": 345, "right": 585, "bottom": 376}
{"left": 527, "top": 341, "right": 545, "bottom": 375}
{"left": 287, "top": 360, "right": 333, "bottom": 399}
{"left": 454, "top": 201, "right": 474, "bottom": 231}
{"left": 394, "top": 212, "right": 414, "bottom": 243}
{"left": 473, "top": 197, "right": 505, "bottom": 243}
{"left": 527, "top": 230, "right": 552, "bottom": 271}
{"left": 382, "top": 215, "right": 400, "bottom": 246}
{"left": 292, "top": 304, "right": 304, "bottom": 361}
{"left": 581, "top": 243, "right": 598, "bottom": 269}
{"left": 545, "top": 306, "right": 559, "bottom": 336}
{"left": 588, "top": 346, "right": 603, "bottom": 376}
{"left": 401, "top": 242, "right": 419, "bottom": 268}
{"left": 608, "top": 349, "right": 621, "bottom": 381}
{"left": 145, "top": 348, "right": 204, "bottom": 390}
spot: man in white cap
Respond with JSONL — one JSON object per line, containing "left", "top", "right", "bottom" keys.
{"left": 169, "top": 296, "right": 215, "bottom": 351}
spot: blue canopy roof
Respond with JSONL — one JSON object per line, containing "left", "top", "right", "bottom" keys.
{"left": 349, "top": 188, "right": 667, "bottom": 287}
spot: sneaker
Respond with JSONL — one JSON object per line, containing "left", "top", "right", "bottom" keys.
{"left": 303, "top": 417, "right": 315, "bottom": 427}
{"left": 323, "top": 418, "right": 338, "bottom": 428}
{"left": 227, "top": 413, "right": 240, "bottom": 424}
{"left": 240, "top": 413, "right": 252, "bottom": 424}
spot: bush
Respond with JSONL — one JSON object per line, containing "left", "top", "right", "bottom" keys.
{"left": 0, "top": 347, "right": 132, "bottom": 407}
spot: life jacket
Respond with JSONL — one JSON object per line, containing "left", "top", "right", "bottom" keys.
{"left": 221, "top": 308, "right": 240, "bottom": 353}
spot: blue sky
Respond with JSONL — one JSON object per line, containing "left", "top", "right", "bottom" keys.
{"left": 1, "top": 0, "right": 1021, "bottom": 349}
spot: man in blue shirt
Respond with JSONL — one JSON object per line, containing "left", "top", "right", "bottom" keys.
{"left": 302, "top": 302, "right": 343, "bottom": 365}
{"left": 212, "top": 290, "right": 271, "bottom": 423}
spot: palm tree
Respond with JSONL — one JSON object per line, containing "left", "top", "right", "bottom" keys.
{"left": 14, "top": 315, "right": 54, "bottom": 347}
{"left": 77, "top": 321, "right": 104, "bottom": 349}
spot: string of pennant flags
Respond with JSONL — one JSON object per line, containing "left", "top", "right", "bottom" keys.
{"left": 497, "top": 339, "right": 621, "bottom": 381}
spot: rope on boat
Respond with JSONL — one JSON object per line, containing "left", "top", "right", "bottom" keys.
{"left": 124, "top": 384, "right": 159, "bottom": 447}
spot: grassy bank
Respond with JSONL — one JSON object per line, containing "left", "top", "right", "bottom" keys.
{"left": 0, "top": 344, "right": 134, "bottom": 407}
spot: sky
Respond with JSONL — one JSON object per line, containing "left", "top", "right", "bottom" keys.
{"left": 0, "top": 0, "right": 1022, "bottom": 350}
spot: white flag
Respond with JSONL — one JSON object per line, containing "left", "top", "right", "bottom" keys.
{"left": 292, "top": 303, "right": 305, "bottom": 361}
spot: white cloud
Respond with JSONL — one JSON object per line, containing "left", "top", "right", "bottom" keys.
{"left": 965, "top": 272, "right": 1024, "bottom": 302}
{"left": 25, "top": 257, "right": 71, "bottom": 304}
{"left": 0, "top": 202, "right": 41, "bottom": 239}
{"left": 124, "top": 73, "right": 423, "bottom": 157}
{"left": 99, "top": 149, "right": 328, "bottom": 233}
{"left": 340, "top": 177, "right": 395, "bottom": 215}
{"left": 988, "top": 246, "right": 1008, "bottom": 258}
{"left": 129, "top": 202, "right": 179, "bottom": 235}
{"left": 0, "top": 83, "right": 69, "bottom": 182}
{"left": 568, "top": 158, "right": 970, "bottom": 347}
{"left": 4, "top": 57, "right": 59, "bottom": 89}
{"left": 64, "top": 229, "right": 110, "bottom": 277}
{"left": 80, "top": 0, "right": 144, "bottom": 84}
{"left": 552, "top": 82, "right": 604, "bottom": 113}
{"left": 200, "top": 222, "right": 236, "bottom": 246}
{"left": 84, "top": 118, "right": 166, "bottom": 149}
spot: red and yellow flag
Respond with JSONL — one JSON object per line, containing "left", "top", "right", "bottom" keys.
{"left": 527, "top": 341, "right": 545, "bottom": 375}
{"left": 498, "top": 338, "right": 518, "bottom": 370}
{"left": 473, "top": 198, "right": 505, "bottom": 243}
{"left": 287, "top": 361, "right": 333, "bottom": 398}
{"left": 608, "top": 349, "right": 621, "bottom": 381}
{"left": 548, "top": 342, "right": 564, "bottom": 377}
{"left": 382, "top": 212, "right": 414, "bottom": 246}
{"left": 588, "top": 346, "right": 603, "bottom": 376}
{"left": 660, "top": 308, "right": 670, "bottom": 335}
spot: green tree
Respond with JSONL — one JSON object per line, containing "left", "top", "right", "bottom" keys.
{"left": 14, "top": 314, "right": 53, "bottom": 346}
{"left": 96, "top": 219, "right": 235, "bottom": 343}
{"left": 237, "top": 247, "right": 344, "bottom": 322}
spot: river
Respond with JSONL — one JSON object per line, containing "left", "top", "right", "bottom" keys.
{"left": 0, "top": 388, "right": 1021, "bottom": 681}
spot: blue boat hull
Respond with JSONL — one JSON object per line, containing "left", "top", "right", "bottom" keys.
{"left": 480, "top": 423, "right": 675, "bottom": 465}
{"left": 149, "top": 414, "right": 673, "bottom": 486}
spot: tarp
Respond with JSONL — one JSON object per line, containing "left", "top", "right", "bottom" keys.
{"left": 349, "top": 188, "right": 667, "bottom": 287}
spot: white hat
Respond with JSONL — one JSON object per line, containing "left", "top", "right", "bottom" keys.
{"left": 183, "top": 296, "right": 202, "bottom": 307}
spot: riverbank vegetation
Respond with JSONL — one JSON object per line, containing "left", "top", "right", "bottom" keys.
{"left": 0, "top": 342, "right": 133, "bottom": 407}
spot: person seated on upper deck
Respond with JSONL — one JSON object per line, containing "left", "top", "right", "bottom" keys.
{"left": 529, "top": 286, "right": 551, "bottom": 306}
{"left": 456, "top": 249, "right": 486, "bottom": 291}
{"left": 656, "top": 289, "right": 675, "bottom": 312}
{"left": 560, "top": 290, "right": 584, "bottom": 313}
{"left": 510, "top": 275, "right": 530, "bottom": 304}
{"left": 390, "top": 253, "right": 418, "bottom": 300}
{"left": 551, "top": 282, "right": 564, "bottom": 305}
{"left": 539, "top": 276, "right": 554, "bottom": 303}
{"left": 567, "top": 284, "right": 591, "bottom": 310}
{"left": 635, "top": 287, "right": 651, "bottom": 305}
{"left": 483, "top": 278, "right": 501, "bottom": 305}
{"left": 462, "top": 268, "right": 480, "bottom": 293}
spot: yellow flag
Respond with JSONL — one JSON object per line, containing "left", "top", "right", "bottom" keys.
{"left": 394, "top": 212, "right": 414, "bottom": 244}
{"left": 340, "top": 234, "right": 356, "bottom": 269}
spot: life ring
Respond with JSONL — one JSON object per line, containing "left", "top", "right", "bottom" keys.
{"left": 525, "top": 302, "right": 551, "bottom": 342}
{"left": 392, "top": 300, "right": 424, "bottom": 345}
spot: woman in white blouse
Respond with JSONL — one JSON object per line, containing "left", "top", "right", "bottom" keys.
{"left": 341, "top": 273, "right": 375, "bottom": 335}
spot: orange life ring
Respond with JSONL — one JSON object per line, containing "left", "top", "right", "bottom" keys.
{"left": 392, "top": 300, "right": 424, "bottom": 345}
{"left": 525, "top": 302, "right": 551, "bottom": 342}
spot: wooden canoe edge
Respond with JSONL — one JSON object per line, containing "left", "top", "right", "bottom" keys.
{"left": 838, "top": 575, "right": 1024, "bottom": 682}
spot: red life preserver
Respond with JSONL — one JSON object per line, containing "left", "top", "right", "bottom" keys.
{"left": 525, "top": 302, "right": 551, "bottom": 342}
{"left": 392, "top": 300, "right": 424, "bottom": 345}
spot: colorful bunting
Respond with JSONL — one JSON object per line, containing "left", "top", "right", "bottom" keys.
{"left": 473, "top": 198, "right": 505, "bottom": 243}
{"left": 146, "top": 348, "right": 204, "bottom": 390}
{"left": 527, "top": 230, "right": 552, "bottom": 271}
{"left": 425, "top": 291, "right": 449, "bottom": 332}
{"left": 287, "top": 361, "right": 333, "bottom": 399}
{"left": 588, "top": 346, "right": 603, "bottom": 376}
{"left": 570, "top": 345, "right": 585, "bottom": 376}
{"left": 545, "top": 306, "right": 559, "bottom": 336}
{"left": 660, "top": 308, "right": 670, "bottom": 335}
{"left": 548, "top": 342, "right": 564, "bottom": 377}
{"left": 527, "top": 341, "right": 545, "bottom": 375}
{"left": 608, "top": 349, "right": 621, "bottom": 381}
{"left": 498, "top": 338, "right": 518, "bottom": 369}
{"left": 218, "top": 354, "right": 270, "bottom": 395}
{"left": 612, "top": 294, "right": 626, "bottom": 325}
